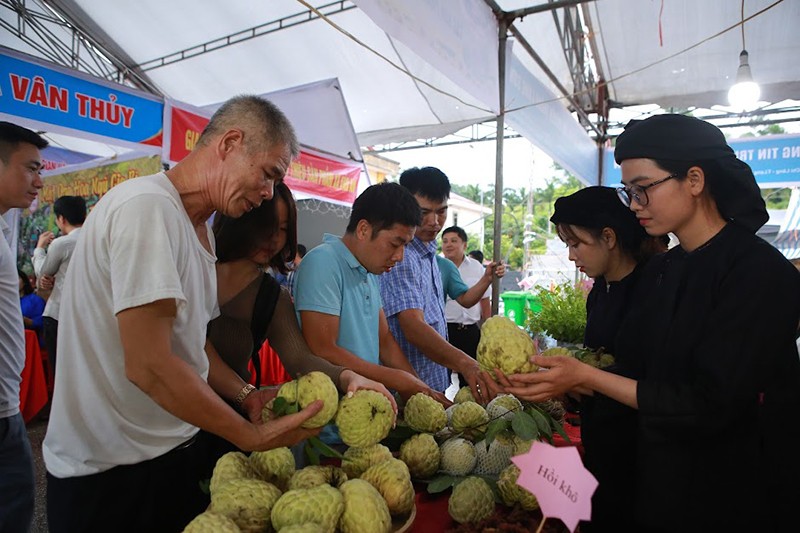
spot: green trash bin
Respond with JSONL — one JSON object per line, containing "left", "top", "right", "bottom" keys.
{"left": 500, "top": 291, "right": 529, "bottom": 326}
{"left": 525, "top": 293, "right": 543, "bottom": 314}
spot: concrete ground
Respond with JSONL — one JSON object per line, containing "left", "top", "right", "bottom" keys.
{"left": 26, "top": 416, "right": 48, "bottom": 533}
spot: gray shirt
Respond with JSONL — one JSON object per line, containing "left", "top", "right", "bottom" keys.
{"left": 0, "top": 215, "right": 25, "bottom": 418}
{"left": 33, "top": 227, "right": 81, "bottom": 320}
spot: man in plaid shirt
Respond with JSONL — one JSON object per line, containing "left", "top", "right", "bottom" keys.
{"left": 379, "top": 167, "right": 501, "bottom": 403}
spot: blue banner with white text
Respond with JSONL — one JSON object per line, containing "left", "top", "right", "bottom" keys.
{"left": 603, "top": 134, "right": 800, "bottom": 188}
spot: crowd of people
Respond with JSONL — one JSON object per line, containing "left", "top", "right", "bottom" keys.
{"left": 0, "top": 102, "right": 798, "bottom": 533}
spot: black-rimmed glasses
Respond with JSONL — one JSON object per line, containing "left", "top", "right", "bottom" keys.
{"left": 616, "top": 173, "right": 680, "bottom": 207}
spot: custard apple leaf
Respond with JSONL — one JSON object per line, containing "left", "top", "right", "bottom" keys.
{"left": 484, "top": 419, "right": 510, "bottom": 447}
{"left": 527, "top": 407, "right": 552, "bottom": 439}
{"left": 426, "top": 474, "right": 457, "bottom": 494}
{"left": 511, "top": 411, "right": 539, "bottom": 441}
{"left": 272, "top": 396, "right": 299, "bottom": 416}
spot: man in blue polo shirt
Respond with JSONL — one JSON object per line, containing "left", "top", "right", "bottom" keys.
{"left": 293, "top": 183, "right": 448, "bottom": 403}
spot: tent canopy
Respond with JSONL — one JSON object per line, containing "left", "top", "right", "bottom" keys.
{"left": 2, "top": 0, "right": 799, "bottom": 184}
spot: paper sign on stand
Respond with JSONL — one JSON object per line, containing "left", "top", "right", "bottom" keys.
{"left": 512, "top": 441, "right": 598, "bottom": 533}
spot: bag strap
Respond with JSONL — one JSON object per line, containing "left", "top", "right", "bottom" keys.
{"left": 249, "top": 274, "right": 282, "bottom": 387}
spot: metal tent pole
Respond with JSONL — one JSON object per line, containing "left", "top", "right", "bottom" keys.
{"left": 491, "top": 19, "right": 508, "bottom": 316}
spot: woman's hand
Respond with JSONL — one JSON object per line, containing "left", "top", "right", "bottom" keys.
{"left": 339, "top": 369, "right": 398, "bottom": 415}
{"left": 495, "top": 355, "right": 592, "bottom": 403}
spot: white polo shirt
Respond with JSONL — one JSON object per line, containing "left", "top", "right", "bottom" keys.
{"left": 444, "top": 254, "right": 490, "bottom": 325}
{"left": 0, "top": 215, "right": 25, "bottom": 418}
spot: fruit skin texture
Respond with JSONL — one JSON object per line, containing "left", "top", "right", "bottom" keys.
{"left": 399, "top": 433, "right": 440, "bottom": 479}
{"left": 277, "top": 371, "right": 339, "bottom": 428}
{"left": 335, "top": 390, "right": 395, "bottom": 447}
{"left": 287, "top": 465, "right": 347, "bottom": 490}
{"left": 448, "top": 476, "right": 496, "bottom": 524}
{"left": 277, "top": 524, "right": 324, "bottom": 533}
{"left": 477, "top": 316, "right": 537, "bottom": 377}
{"left": 450, "top": 401, "right": 489, "bottom": 435}
{"left": 182, "top": 511, "right": 241, "bottom": 532}
{"left": 439, "top": 438, "right": 477, "bottom": 476}
{"left": 338, "top": 479, "right": 392, "bottom": 533}
{"left": 210, "top": 451, "right": 258, "bottom": 495}
{"left": 271, "top": 484, "right": 344, "bottom": 533}
{"left": 403, "top": 393, "right": 447, "bottom": 433}
{"left": 210, "top": 478, "right": 282, "bottom": 533}
{"left": 485, "top": 394, "right": 523, "bottom": 422}
{"left": 360, "top": 458, "right": 415, "bottom": 516}
{"left": 454, "top": 386, "right": 475, "bottom": 404}
{"left": 473, "top": 434, "right": 515, "bottom": 475}
{"left": 249, "top": 447, "right": 295, "bottom": 491}
{"left": 497, "top": 464, "right": 540, "bottom": 510}
{"left": 341, "top": 443, "right": 393, "bottom": 478}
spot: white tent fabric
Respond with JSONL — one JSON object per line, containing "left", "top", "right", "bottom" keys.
{"left": 773, "top": 188, "right": 800, "bottom": 260}
{"left": 3, "top": 0, "right": 800, "bottom": 184}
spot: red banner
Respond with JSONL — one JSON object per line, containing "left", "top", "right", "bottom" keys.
{"left": 167, "top": 104, "right": 361, "bottom": 204}
{"left": 285, "top": 151, "right": 361, "bottom": 204}
{"left": 169, "top": 105, "right": 208, "bottom": 163}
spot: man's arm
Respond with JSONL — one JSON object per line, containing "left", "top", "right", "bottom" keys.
{"left": 32, "top": 231, "right": 61, "bottom": 277}
{"left": 300, "top": 309, "right": 441, "bottom": 401}
{"left": 454, "top": 261, "right": 505, "bottom": 309}
{"left": 479, "top": 297, "right": 491, "bottom": 322}
{"left": 396, "top": 308, "right": 497, "bottom": 403}
{"left": 118, "top": 299, "right": 321, "bottom": 452}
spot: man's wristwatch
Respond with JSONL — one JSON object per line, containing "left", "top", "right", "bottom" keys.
{"left": 234, "top": 384, "right": 257, "bottom": 407}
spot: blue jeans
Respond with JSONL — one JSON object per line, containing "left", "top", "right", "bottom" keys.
{"left": 0, "top": 413, "right": 34, "bottom": 533}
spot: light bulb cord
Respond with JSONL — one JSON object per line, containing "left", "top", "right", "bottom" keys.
{"left": 740, "top": 0, "right": 746, "bottom": 50}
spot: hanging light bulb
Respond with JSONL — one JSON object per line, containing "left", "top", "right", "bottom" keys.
{"left": 728, "top": 50, "right": 760, "bottom": 111}
{"left": 728, "top": 0, "right": 760, "bottom": 111}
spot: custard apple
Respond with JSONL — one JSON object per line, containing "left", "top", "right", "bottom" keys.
{"left": 210, "top": 451, "right": 258, "bottom": 495}
{"left": 473, "top": 434, "right": 515, "bottom": 475}
{"left": 360, "top": 458, "right": 414, "bottom": 516}
{"left": 182, "top": 511, "right": 241, "bottom": 533}
{"left": 277, "top": 371, "right": 339, "bottom": 428}
{"left": 439, "top": 437, "right": 476, "bottom": 476}
{"left": 477, "top": 316, "right": 537, "bottom": 377}
{"left": 277, "top": 524, "right": 324, "bottom": 533}
{"left": 338, "top": 479, "right": 392, "bottom": 533}
{"left": 485, "top": 394, "right": 523, "bottom": 422}
{"left": 450, "top": 401, "right": 489, "bottom": 436}
{"left": 453, "top": 386, "right": 475, "bottom": 404}
{"left": 210, "top": 478, "right": 281, "bottom": 533}
{"left": 399, "top": 433, "right": 440, "bottom": 479}
{"left": 497, "top": 464, "right": 539, "bottom": 510}
{"left": 335, "top": 390, "right": 394, "bottom": 447}
{"left": 271, "top": 484, "right": 343, "bottom": 533}
{"left": 403, "top": 393, "right": 447, "bottom": 433}
{"left": 448, "top": 476, "right": 495, "bottom": 524}
{"left": 250, "top": 447, "right": 295, "bottom": 491}
{"left": 341, "top": 443, "right": 393, "bottom": 478}
{"left": 539, "top": 346, "right": 573, "bottom": 358}
{"left": 288, "top": 465, "right": 347, "bottom": 490}
{"left": 511, "top": 435, "right": 533, "bottom": 456}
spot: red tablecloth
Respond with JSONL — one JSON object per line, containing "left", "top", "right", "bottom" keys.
{"left": 20, "top": 329, "right": 48, "bottom": 422}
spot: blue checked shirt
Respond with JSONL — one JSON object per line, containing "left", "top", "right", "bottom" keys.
{"left": 379, "top": 237, "right": 451, "bottom": 391}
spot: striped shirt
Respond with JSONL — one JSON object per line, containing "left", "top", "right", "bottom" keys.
{"left": 380, "top": 237, "right": 450, "bottom": 391}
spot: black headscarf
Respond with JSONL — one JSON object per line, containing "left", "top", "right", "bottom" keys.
{"left": 550, "top": 186, "right": 648, "bottom": 252}
{"left": 614, "top": 114, "right": 767, "bottom": 232}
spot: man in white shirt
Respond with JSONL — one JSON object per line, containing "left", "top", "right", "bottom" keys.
{"left": 441, "top": 225, "right": 491, "bottom": 389}
{"left": 43, "top": 96, "right": 323, "bottom": 531}
{"left": 32, "top": 195, "right": 86, "bottom": 377}
{"left": 0, "top": 121, "right": 47, "bottom": 533}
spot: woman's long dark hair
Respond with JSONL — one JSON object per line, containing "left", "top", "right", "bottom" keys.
{"left": 18, "top": 269, "right": 34, "bottom": 295}
{"left": 213, "top": 182, "right": 298, "bottom": 274}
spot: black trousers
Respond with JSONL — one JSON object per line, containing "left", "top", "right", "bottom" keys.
{"left": 0, "top": 414, "right": 34, "bottom": 533}
{"left": 47, "top": 434, "right": 209, "bottom": 533}
{"left": 447, "top": 322, "right": 481, "bottom": 389}
{"left": 42, "top": 316, "right": 58, "bottom": 378}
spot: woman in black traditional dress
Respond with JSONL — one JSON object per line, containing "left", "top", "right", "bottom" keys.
{"left": 548, "top": 186, "right": 663, "bottom": 532}
{"left": 500, "top": 114, "right": 800, "bottom": 532}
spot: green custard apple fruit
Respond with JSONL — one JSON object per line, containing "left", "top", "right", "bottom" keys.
{"left": 497, "top": 464, "right": 539, "bottom": 511}
{"left": 341, "top": 443, "right": 393, "bottom": 478}
{"left": 360, "top": 458, "right": 414, "bottom": 516}
{"left": 439, "top": 437, "right": 477, "bottom": 476}
{"left": 338, "top": 479, "right": 392, "bottom": 533}
{"left": 249, "top": 447, "right": 295, "bottom": 491}
{"left": 210, "top": 451, "right": 258, "bottom": 496}
{"left": 182, "top": 511, "right": 241, "bottom": 533}
{"left": 271, "top": 484, "right": 344, "bottom": 533}
{"left": 477, "top": 316, "right": 537, "bottom": 378}
{"left": 399, "top": 433, "right": 440, "bottom": 479}
{"left": 403, "top": 393, "right": 447, "bottom": 433}
{"left": 485, "top": 394, "right": 523, "bottom": 422}
{"left": 277, "top": 371, "right": 339, "bottom": 429}
{"left": 473, "top": 433, "right": 515, "bottom": 475}
{"left": 448, "top": 476, "right": 495, "bottom": 524}
{"left": 450, "top": 401, "right": 489, "bottom": 436}
{"left": 210, "top": 478, "right": 281, "bottom": 533}
{"left": 287, "top": 465, "right": 347, "bottom": 490}
{"left": 453, "top": 386, "right": 475, "bottom": 404}
{"left": 335, "top": 390, "right": 395, "bottom": 447}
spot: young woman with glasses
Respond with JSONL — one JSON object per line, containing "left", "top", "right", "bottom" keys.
{"left": 499, "top": 115, "right": 800, "bottom": 532}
